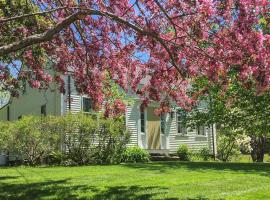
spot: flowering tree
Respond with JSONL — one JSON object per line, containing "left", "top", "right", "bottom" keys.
{"left": 0, "top": 0, "right": 270, "bottom": 115}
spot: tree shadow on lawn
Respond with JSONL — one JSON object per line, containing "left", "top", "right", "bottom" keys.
{"left": 0, "top": 176, "right": 21, "bottom": 181}
{"left": 0, "top": 178, "right": 91, "bottom": 200}
{"left": 91, "top": 185, "right": 180, "bottom": 200}
{"left": 0, "top": 176, "right": 183, "bottom": 200}
{"left": 122, "top": 161, "right": 270, "bottom": 177}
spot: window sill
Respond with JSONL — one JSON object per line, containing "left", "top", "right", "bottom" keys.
{"left": 196, "top": 135, "right": 207, "bottom": 138}
{"left": 177, "top": 134, "right": 188, "bottom": 137}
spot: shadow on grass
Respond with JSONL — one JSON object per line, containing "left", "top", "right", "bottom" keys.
{"left": 0, "top": 179, "right": 91, "bottom": 200}
{"left": 122, "top": 161, "right": 270, "bottom": 177}
{"left": 0, "top": 177, "right": 182, "bottom": 200}
{"left": 91, "top": 185, "right": 179, "bottom": 200}
{"left": 0, "top": 176, "right": 21, "bottom": 181}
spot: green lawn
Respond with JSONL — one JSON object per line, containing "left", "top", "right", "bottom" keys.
{"left": 233, "top": 154, "right": 270, "bottom": 163}
{"left": 1, "top": 162, "right": 270, "bottom": 200}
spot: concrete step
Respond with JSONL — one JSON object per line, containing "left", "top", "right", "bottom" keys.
{"left": 150, "top": 155, "right": 179, "bottom": 161}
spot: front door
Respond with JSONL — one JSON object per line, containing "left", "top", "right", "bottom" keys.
{"left": 147, "top": 107, "right": 161, "bottom": 149}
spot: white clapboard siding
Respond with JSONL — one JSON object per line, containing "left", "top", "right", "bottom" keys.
{"left": 126, "top": 103, "right": 139, "bottom": 147}
{"left": 64, "top": 94, "right": 82, "bottom": 114}
{"left": 168, "top": 112, "right": 214, "bottom": 154}
{"left": 63, "top": 93, "right": 139, "bottom": 147}
{"left": 61, "top": 90, "right": 216, "bottom": 153}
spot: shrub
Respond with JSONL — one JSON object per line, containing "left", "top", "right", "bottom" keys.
{"left": 217, "top": 134, "right": 240, "bottom": 162}
{"left": 45, "top": 151, "right": 65, "bottom": 165}
{"left": 0, "top": 121, "right": 12, "bottom": 152}
{"left": 177, "top": 144, "right": 191, "bottom": 161}
{"left": 58, "top": 113, "right": 130, "bottom": 165}
{"left": 57, "top": 113, "right": 99, "bottom": 165}
{"left": 0, "top": 113, "right": 130, "bottom": 166}
{"left": 199, "top": 147, "right": 211, "bottom": 161}
{"left": 0, "top": 116, "right": 61, "bottom": 165}
{"left": 91, "top": 117, "right": 130, "bottom": 164}
{"left": 122, "top": 147, "right": 150, "bottom": 163}
{"left": 236, "top": 134, "right": 252, "bottom": 154}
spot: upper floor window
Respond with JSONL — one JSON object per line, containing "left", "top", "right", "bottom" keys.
{"left": 140, "top": 111, "right": 145, "bottom": 133}
{"left": 160, "top": 114, "right": 166, "bottom": 134}
{"left": 82, "top": 97, "right": 92, "bottom": 113}
{"left": 177, "top": 109, "right": 187, "bottom": 135}
{"left": 197, "top": 125, "right": 206, "bottom": 136}
{"left": 41, "top": 104, "right": 46, "bottom": 116}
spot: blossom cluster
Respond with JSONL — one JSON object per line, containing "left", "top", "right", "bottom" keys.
{"left": 1, "top": 0, "right": 270, "bottom": 114}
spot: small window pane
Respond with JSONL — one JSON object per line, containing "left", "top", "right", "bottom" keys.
{"left": 197, "top": 126, "right": 206, "bottom": 136}
{"left": 177, "top": 109, "right": 187, "bottom": 135}
{"left": 161, "top": 114, "right": 165, "bottom": 134}
{"left": 140, "top": 111, "right": 145, "bottom": 133}
{"left": 7, "top": 106, "right": 10, "bottom": 121}
{"left": 41, "top": 105, "right": 46, "bottom": 116}
{"left": 83, "top": 98, "right": 92, "bottom": 113}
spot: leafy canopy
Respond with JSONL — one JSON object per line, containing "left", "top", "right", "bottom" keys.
{"left": 0, "top": 1, "right": 270, "bottom": 114}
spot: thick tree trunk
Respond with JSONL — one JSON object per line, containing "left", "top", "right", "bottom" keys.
{"left": 250, "top": 135, "right": 267, "bottom": 162}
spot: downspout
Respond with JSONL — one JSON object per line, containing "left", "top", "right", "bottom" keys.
{"left": 67, "top": 75, "right": 71, "bottom": 111}
{"left": 211, "top": 124, "right": 216, "bottom": 160}
{"left": 209, "top": 95, "right": 216, "bottom": 160}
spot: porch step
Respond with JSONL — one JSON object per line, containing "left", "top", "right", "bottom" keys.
{"left": 150, "top": 154, "right": 179, "bottom": 161}
{"left": 147, "top": 149, "right": 170, "bottom": 155}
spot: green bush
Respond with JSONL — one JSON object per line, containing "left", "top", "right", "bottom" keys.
{"left": 0, "top": 121, "right": 12, "bottom": 152}
{"left": 45, "top": 151, "right": 65, "bottom": 165}
{"left": 122, "top": 147, "right": 150, "bottom": 163}
{"left": 91, "top": 117, "right": 130, "bottom": 164}
{"left": 0, "top": 116, "right": 61, "bottom": 165}
{"left": 199, "top": 147, "right": 211, "bottom": 161}
{"left": 0, "top": 113, "right": 130, "bottom": 166}
{"left": 217, "top": 134, "right": 241, "bottom": 162}
{"left": 177, "top": 144, "right": 191, "bottom": 161}
{"left": 57, "top": 113, "right": 99, "bottom": 165}
{"left": 55, "top": 113, "right": 130, "bottom": 165}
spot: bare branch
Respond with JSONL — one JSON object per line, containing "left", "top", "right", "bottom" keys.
{"left": 154, "top": 0, "right": 177, "bottom": 37}
{"left": 0, "top": 7, "right": 186, "bottom": 77}
{"left": 0, "top": 6, "right": 68, "bottom": 23}
{"left": 0, "top": 11, "right": 87, "bottom": 56}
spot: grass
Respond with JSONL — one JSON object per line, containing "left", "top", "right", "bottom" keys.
{"left": 1, "top": 162, "right": 270, "bottom": 200}
{"left": 232, "top": 154, "right": 270, "bottom": 163}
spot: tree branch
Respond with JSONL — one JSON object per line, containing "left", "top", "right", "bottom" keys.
{"left": 0, "top": 11, "right": 86, "bottom": 56}
{"left": 0, "top": 7, "right": 186, "bottom": 77}
{"left": 0, "top": 6, "right": 68, "bottom": 23}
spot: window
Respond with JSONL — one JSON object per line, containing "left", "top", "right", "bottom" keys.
{"left": 140, "top": 111, "right": 145, "bottom": 133}
{"left": 170, "top": 111, "right": 175, "bottom": 119}
{"left": 177, "top": 109, "right": 187, "bottom": 135}
{"left": 160, "top": 114, "right": 166, "bottom": 134}
{"left": 197, "top": 125, "right": 206, "bottom": 136}
{"left": 82, "top": 97, "right": 92, "bottom": 113}
{"left": 41, "top": 104, "right": 46, "bottom": 116}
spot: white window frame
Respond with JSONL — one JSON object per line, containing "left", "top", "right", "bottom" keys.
{"left": 81, "top": 97, "right": 92, "bottom": 113}
{"left": 140, "top": 110, "right": 146, "bottom": 134}
{"left": 160, "top": 114, "right": 166, "bottom": 135}
{"left": 177, "top": 109, "right": 187, "bottom": 135}
{"left": 197, "top": 125, "right": 207, "bottom": 136}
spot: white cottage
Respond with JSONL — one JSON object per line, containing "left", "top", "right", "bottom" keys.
{"left": 0, "top": 74, "right": 217, "bottom": 156}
